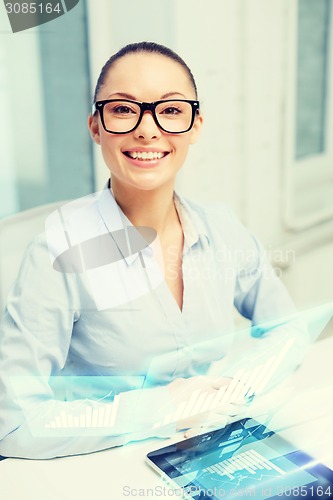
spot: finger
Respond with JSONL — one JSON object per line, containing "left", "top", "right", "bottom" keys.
{"left": 176, "top": 413, "right": 210, "bottom": 430}
{"left": 184, "top": 427, "right": 203, "bottom": 439}
{"left": 211, "top": 377, "right": 233, "bottom": 390}
{"left": 176, "top": 406, "right": 223, "bottom": 430}
{"left": 213, "top": 402, "right": 247, "bottom": 417}
{"left": 187, "top": 410, "right": 230, "bottom": 429}
{"left": 213, "top": 388, "right": 253, "bottom": 407}
{"left": 210, "top": 379, "right": 254, "bottom": 406}
{"left": 184, "top": 415, "right": 230, "bottom": 439}
{"left": 211, "top": 405, "right": 249, "bottom": 424}
{"left": 176, "top": 401, "right": 241, "bottom": 430}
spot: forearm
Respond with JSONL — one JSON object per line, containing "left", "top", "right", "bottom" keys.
{"left": 0, "top": 385, "right": 174, "bottom": 459}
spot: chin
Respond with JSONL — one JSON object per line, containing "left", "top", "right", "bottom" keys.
{"left": 126, "top": 172, "right": 175, "bottom": 192}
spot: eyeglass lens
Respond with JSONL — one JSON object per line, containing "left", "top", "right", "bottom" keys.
{"left": 102, "top": 100, "right": 194, "bottom": 133}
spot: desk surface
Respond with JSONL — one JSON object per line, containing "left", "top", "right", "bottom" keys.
{"left": 1, "top": 336, "right": 333, "bottom": 500}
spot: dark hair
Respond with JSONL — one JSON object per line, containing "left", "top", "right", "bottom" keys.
{"left": 93, "top": 41, "right": 198, "bottom": 103}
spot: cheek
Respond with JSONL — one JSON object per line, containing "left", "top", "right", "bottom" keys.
{"left": 100, "top": 136, "right": 122, "bottom": 161}
{"left": 173, "top": 137, "right": 192, "bottom": 159}
{"left": 99, "top": 144, "right": 121, "bottom": 173}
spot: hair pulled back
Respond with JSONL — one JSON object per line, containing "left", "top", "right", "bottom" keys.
{"left": 93, "top": 41, "right": 198, "bottom": 103}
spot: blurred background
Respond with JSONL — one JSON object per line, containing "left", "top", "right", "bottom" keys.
{"left": 0, "top": 0, "right": 332, "bottom": 315}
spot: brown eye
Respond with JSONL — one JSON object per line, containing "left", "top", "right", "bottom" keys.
{"left": 161, "top": 106, "right": 182, "bottom": 115}
{"left": 112, "top": 105, "right": 136, "bottom": 115}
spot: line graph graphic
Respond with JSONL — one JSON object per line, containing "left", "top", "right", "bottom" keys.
{"left": 198, "top": 444, "right": 316, "bottom": 498}
{"left": 153, "top": 339, "right": 294, "bottom": 428}
{"left": 45, "top": 395, "right": 120, "bottom": 429}
{"left": 203, "top": 449, "right": 286, "bottom": 480}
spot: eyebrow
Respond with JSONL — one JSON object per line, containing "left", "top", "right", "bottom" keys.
{"left": 106, "top": 91, "right": 187, "bottom": 101}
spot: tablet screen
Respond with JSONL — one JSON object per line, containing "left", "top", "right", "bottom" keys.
{"left": 147, "top": 419, "right": 333, "bottom": 499}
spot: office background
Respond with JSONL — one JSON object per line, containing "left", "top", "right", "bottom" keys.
{"left": 0, "top": 0, "right": 332, "bottom": 316}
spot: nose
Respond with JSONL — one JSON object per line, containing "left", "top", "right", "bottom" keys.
{"left": 134, "top": 110, "right": 161, "bottom": 140}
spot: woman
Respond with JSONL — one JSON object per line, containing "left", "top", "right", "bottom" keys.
{"left": 0, "top": 42, "right": 304, "bottom": 459}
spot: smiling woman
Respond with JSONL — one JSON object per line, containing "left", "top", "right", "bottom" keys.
{"left": 0, "top": 41, "right": 306, "bottom": 460}
{"left": 87, "top": 44, "right": 203, "bottom": 311}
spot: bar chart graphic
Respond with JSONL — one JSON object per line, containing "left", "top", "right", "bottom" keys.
{"left": 236, "top": 337, "right": 295, "bottom": 398}
{"left": 45, "top": 395, "right": 120, "bottom": 429}
{"left": 153, "top": 386, "right": 231, "bottom": 429}
{"left": 44, "top": 338, "right": 294, "bottom": 430}
{"left": 153, "top": 339, "right": 294, "bottom": 429}
{"left": 203, "top": 449, "right": 286, "bottom": 480}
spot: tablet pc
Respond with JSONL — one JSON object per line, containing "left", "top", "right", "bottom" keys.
{"left": 146, "top": 418, "right": 333, "bottom": 499}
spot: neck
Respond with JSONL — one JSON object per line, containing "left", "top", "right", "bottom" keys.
{"left": 110, "top": 179, "right": 179, "bottom": 235}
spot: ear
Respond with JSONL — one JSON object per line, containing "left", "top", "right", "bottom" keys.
{"left": 189, "top": 113, "right": 203, "bottom": 144}
{"left": 88, "top": 114, "right": 101, "bottom": 145}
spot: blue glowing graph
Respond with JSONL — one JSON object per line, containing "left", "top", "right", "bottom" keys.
{"left": 203, "top": 448, "right": 286, "bottom": 480}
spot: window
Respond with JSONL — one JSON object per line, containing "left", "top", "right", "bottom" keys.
{"left": 284, "top": 0, "right": 333, "bottom": 230}
{"left": 0, "top": 0, "right": 94, "bottom": 219}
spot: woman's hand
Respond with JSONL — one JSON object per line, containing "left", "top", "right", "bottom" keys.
{"left": 166, "top": 375, "right": 250, "bottom": 438}
{"left": 166, "top": 376, "right": 239, "bottom": 429}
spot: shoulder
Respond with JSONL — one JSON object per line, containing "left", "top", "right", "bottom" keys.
{"left": 21, "top": 232, "right": 51, "bottom": 269}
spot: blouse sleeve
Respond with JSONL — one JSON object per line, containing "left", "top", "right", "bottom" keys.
{"left": 234, "top": 231, "right": 296, "bottom": 323}
{"left": 227, "top": 211, "right": 310, "bottom": 389}
{"left": 0, "top": 235, "right": 172, "bottom": 459}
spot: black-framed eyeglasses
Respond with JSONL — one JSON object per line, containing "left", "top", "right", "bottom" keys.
{"left": 91, "top": 99, "right": 200, "bottom": 134}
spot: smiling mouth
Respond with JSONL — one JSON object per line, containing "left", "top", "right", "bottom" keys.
{"left": 123, "top": 151, "right": 169, "bottom": 160}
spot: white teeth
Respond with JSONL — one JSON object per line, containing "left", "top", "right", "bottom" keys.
{"left": 127, "top": 151, "right": 165, "bottom": 160}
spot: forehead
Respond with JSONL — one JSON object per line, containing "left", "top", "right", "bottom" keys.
{"left": 99, "top": 52, "right": 195, "bottom": 100}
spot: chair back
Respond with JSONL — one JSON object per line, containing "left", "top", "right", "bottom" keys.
{"left": 0, "top": 202, "right": 65, "bottom": 315}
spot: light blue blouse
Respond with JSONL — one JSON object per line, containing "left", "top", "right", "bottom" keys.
{"left": 0, "top": 188, "right": 301, "bottom": 458}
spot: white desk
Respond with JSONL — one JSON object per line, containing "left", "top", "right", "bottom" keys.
{"left": 1, "top": 336, "right": 333, "bottom": 500}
